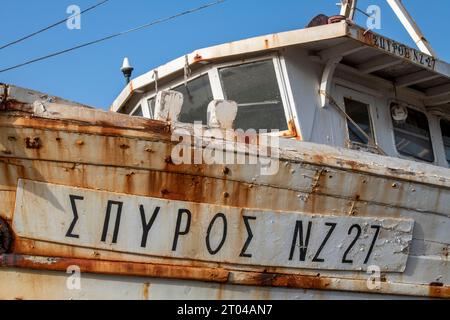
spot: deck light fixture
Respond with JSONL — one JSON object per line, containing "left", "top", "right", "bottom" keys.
{"left": 391, "top": 102, "right": 408, "bottom": 123}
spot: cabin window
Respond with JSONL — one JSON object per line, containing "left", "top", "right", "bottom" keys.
{"left": 219, "top": 60, "right": 288, "bottom": 131}
{"left": 131, "top": 105, "right": 143, "bottom": 117}
{"left": 172, "top": 74, "right": 214, "bottom": 125}
{"left": 147, "top": 98, "right": 155, "bottom": 119}
{"left": 393, "top": 106, "right": 434, "bottom": 163}
{"left": 344, "top": 98, "right": 374, "bottom": 146}
{"left": 440, "top": 119, "right": 450, "bottom": 166}
{"left": 117, "top": 104, "right": 134, "bottom": 115}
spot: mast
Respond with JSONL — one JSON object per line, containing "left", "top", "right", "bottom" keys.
{"left": 339, "top": 0, "right": 436, "bottom": 57}
{"left": 339, "top": 0, "right": 357, "bottom": 20}
{"left": 386, "top": 0, "right": 437, "bottom": 57}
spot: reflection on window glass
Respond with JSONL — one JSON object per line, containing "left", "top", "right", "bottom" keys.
{"left": 219, "top": 60, "right": 288, "bottom": 131}
{"left": 147, "top": 98, "right": 155, "bottom": 119}
{"left": 344, "top": 98, "right": 374, "bottom": 145}
{"left": 441, "top": 119, "right": 450, "bottom": 166}
{"left": 393, "top": 106, "right": 434, "bottom": 162}
{"left": 172, "top": 75, "right": 213, "bottom": 124}
{"left": 118, "top": 104, "right": 134, "bottom": 115}
{"left": 131, "top": 105, "right": 143, "bottom": 117}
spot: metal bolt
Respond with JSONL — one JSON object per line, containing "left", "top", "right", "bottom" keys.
{"left": 165, "top": 156, "right": 173, "bottom": 165}
{"left": 25, "top": 137, "right": 41, "bottom": 149}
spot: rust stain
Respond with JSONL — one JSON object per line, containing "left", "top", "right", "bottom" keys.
{"left": 193, "top": 54, "right": 203, "bottom": 62}
{"left": 143, "top": 283, "right": 150, "bottom": 300}
{"left": 0, "top": 218, "right": 13, "bottom": 254}
{"left": 119, "top": 144, "right": 130, "bottom": 150}
{"left": 429, "top": 282, "right": 450, "bottom": 299}
{"left": 25, "top": 137, "right": 41, "bottom": 149}
{"left": 283, "top": 119, "right": 302, "bottom": 140}
{"left": 0, "top": 111, "right": 171, "bottom": 137}
{"left": 0, "top": 254, "right": 229, "bottom": 284}
{"left": 234, "top": 271, "right": 332, "bottom": 291}
{"left": 0, "top": 84, "right": 8, "bottom": 111}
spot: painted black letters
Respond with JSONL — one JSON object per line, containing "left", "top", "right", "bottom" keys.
{"left": 172, "top": 209, "right": 192, "bottom": 251}
{"left": 139, "top": 205, "right": 160, "bottom": 248}
{"left": 66, "top": 195, "right": 83, "bottom": 239}
{"left": 289, "top": 221, "right": 312, "bottom": 261}
{"left": 239, "top": 216, "right": 256, "bottom": 258}
{"left": 206, "top": 213, "right": 227, "bottom": 255}
{"left": 101, "top": 200, "right": 123, "bottom": 244}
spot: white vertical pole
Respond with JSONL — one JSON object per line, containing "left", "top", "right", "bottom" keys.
{"left": 386, "top": 0, "right": 437, "bottom": 57}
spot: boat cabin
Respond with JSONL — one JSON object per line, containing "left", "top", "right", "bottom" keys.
{"left": 111, "top": 20, "right": 450, "bottom": 169}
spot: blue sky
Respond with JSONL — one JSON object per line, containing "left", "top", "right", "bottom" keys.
{"left": 0, "top": 0, "right": 449, "bottom": 109}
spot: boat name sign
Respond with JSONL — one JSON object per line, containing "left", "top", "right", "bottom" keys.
{"left": 364, "top": 32, "right": 436, "bottom": 70}
{"left": 13, "top": 180, "right": 414, "bottom": 272}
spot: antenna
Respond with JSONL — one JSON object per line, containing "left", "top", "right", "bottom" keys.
{"left": 121, "top": 57, "right": 134, "bottom": 84}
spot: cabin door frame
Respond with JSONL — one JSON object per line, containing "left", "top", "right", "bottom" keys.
{"left": 334, "top": 84, "right": 379, "bottom": 149}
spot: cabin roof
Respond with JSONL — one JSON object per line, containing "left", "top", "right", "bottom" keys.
{"left": 110, "top": 20, "right": 450, "bottom": 114}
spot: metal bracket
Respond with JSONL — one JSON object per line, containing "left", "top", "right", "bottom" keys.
{"left": 319, "top": 57, "right": 342, "bottom": 108}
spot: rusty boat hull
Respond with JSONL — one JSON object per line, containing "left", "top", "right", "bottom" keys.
{"left": 0, "top": 85, "right": 449, "bottom": 300}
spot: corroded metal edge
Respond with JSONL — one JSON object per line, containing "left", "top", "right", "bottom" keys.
{"left": 1, "top": 254, "right": 448, "bottom": 299}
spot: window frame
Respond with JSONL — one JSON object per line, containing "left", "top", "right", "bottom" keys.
{"left": 337, "top": 86, "right": 378, "bottom": 150}
{"left": 388, "top": 101, "right": 437, "bottom": 164}
{"left": 439, "top": 117, "right": 450, "bottom": 168}
{"left": 138, "top": 54, "right": 295, "bottom": 137}
{"left": 212, "top": 54, "right": 294, "bottom": 136}
{"left": 129, "top": 104, "right": 144, "bottom": 117}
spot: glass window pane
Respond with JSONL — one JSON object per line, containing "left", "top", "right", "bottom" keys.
{"left": 219, "top": 60, "right": 288, "bottom": 131}
{"left": 344, "top": 98, "right": 373, "bottom": 145}
{"left": 117, "top": 104, "right": 134, "bottom": 115}
{"left": 441, "top": 119, "right": 450, "bottom": 165}
{"left": 147, "top": 98, "right": 155, "bottom": 119}
{"left": 393, "top": 107, "right": 434, "bottom": 162}
{"left": 131, "top": 105, "right": 143, "bottom": 117}
{"left": 172, "top": 75, "right": 213, "bottom": 125}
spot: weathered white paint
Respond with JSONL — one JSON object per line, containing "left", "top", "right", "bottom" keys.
{"left": 320, "top": 57, "right": 342, "bottom": 108}
{"left": 0, "top": 268, "right": 420, "bottom": 300}
{"left": 110, "top": 22, "right": 450, "bottom": 113}
{"left": 340, "top": 0, "right": 357, "bottom": 20}
{"left": 13, "top": 179, "right": 414, "bottom": 272}
{"left": 207, "top": 100, "right": 238, "bottom": 129}
{"left": 153, "top": 90, "right": 183, "bottom": 122}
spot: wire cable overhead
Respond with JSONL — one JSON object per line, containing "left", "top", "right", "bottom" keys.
{"left": 0, "top": 0, "right": 110, "bottom": 51}
{"left": 0, "top": 0, "right": 227, "bottom": 74}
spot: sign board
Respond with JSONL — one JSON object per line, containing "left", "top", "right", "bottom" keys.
{"left": 362, "top": 32, "right": 436, "bottom": 70}
{"left": 13, "top": 179, "right": 414, "bottom": 272}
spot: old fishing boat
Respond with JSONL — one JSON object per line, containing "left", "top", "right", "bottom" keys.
{"left": 0, "top": 0, "right": 449, "bottom": 299}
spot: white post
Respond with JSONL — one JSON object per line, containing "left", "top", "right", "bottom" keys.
{"left": 207, "top": 100, "right": 238, "bottom": 129}
{"left": 153, "top": 90, "right": 184, "bottom": 122}
{"left": 339, "top": 0, "right": 357, "bottom": 20}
